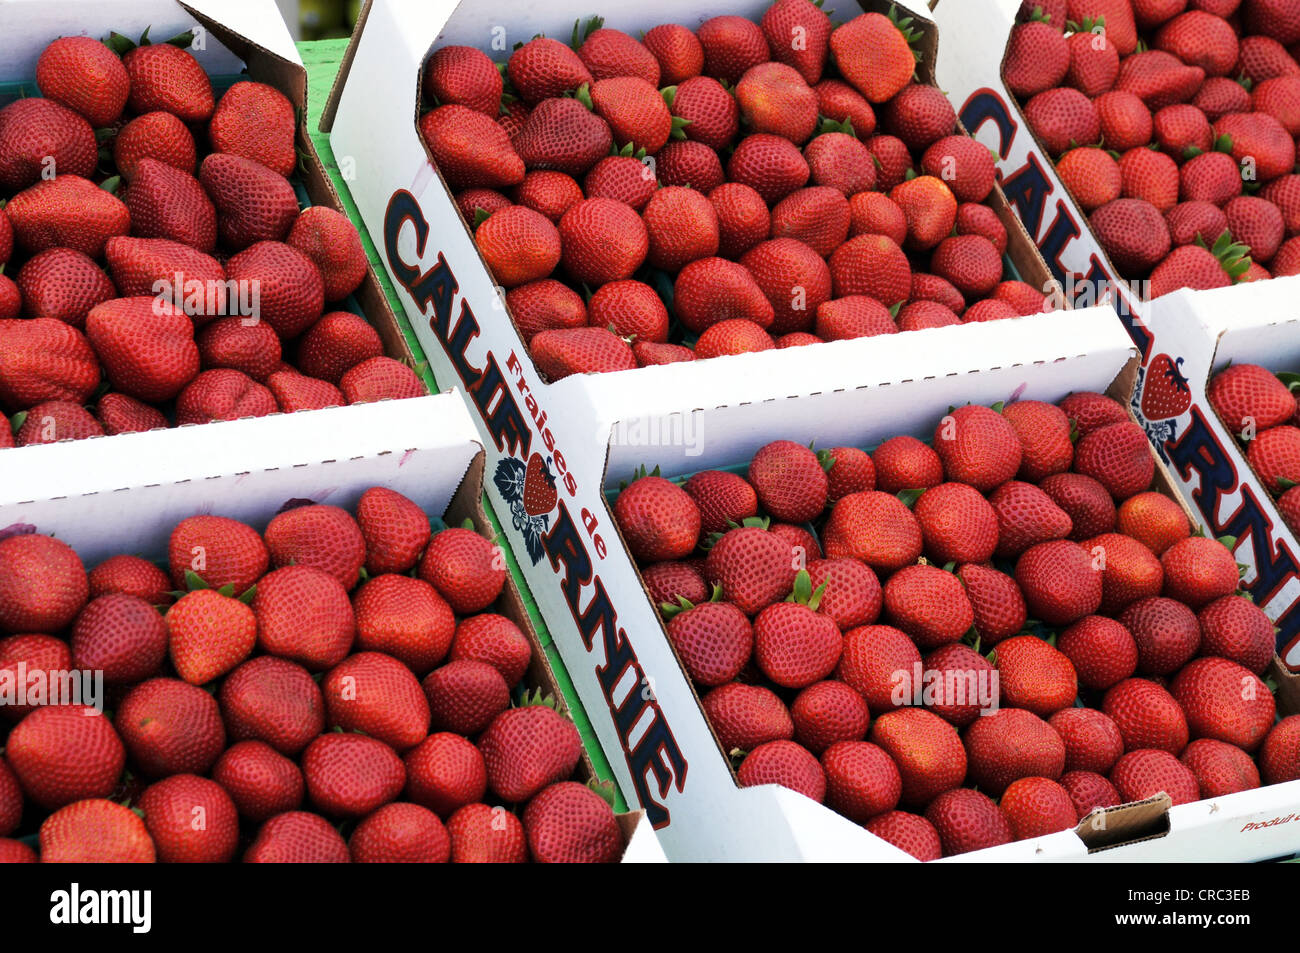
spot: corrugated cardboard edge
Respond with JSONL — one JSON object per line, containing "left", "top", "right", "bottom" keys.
{"left": 447, "top": 450, "right": 647, "bottom": 857}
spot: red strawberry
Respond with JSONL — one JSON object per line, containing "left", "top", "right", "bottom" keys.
{"left": 1197, "top": 595, "right": 1275, "bottom": 674}
{"left": 613, "top": 475, "right": 702, "bottom": 564}
{"left": 1015, "top": 540, "right": 1103, "bottom": 625}
{"left": 339, "top": 356, "right": 424, "bottom": 404}
{"left": 897, "top": 300, "right": 960, "bottom": 331}
{"left": 175, "top": 368, "right": 277, "bottom": 425}
{"left": 1171, "top": 656, "right": 1274, "bottom": 751}
{"left": 16, "top": 248, "right": 113, "bottom": 328}
{"left": 873, "top": 436, "right": 943, "bottom": 493}
{"left": 1024, "top": 87, "right": 1101, "bottom": 156}
{"left": 705, "top": 526, "right": 797, "bottom": 616}
{"left": 423, "top": 659, "right": 509, "bottom": 735}
{"left": 1179, "top": 151, "right": 1243, "bottom": 207}
{"left": 0, "top": 98, "right": 96, "bottom": 191}
{"left": 350, "top": 801, "right": 450, "bottom": 863}
{"left": 36, "top": 35, "right": 130, "bottom": 126}
{"left": 839, "top": 624, "right": 922, "bottom": 714}
{"left": 814, "top": 80, "right": 877, "bottom": 138}
{"left": 582, "top": 156, "right": 657, "bottom": 211}
{"left": 675, "top": 258, "right": 774, "bottom": 336}
{"left": 1262, "top": 174, "right": 1300, "bottom": 234}
{"left": 479, "top": 704, "right": 582, "bottom": 803}
{"left": 116, "top": 676, "right": 225, "bottom": 777}
{"left": 303, "top": 732, "right": 404, "bottom": 817}
{"left": 1067, "top": 26, "right": 1121, "bottom": 96}
{"left": 1181, "top": 738, "right": 1262, "bottom": 798}
{"left": 791, "top": 681, "right": 870, "bottom": 755}
{"left": 225, "top": 241, "right": 324, "bottom": 338}
{"left": 498, "top": 100, "right": 530, "bottom": 138}
{"left": 421, "top": 104, "right": 525, "bottom": 188}
{"left": 921, "top": 136, "right": 997, "bottom": 204}
{"left": 514, "top": 170, "right": 584, "bottom": 222}
{"left": 356, "top": 486, "right": 431, "bottom": 576}
{"left": 0, "top": 636, "right": 74, "bottom": 719}
{"left": 85, "top": 297, "right": 198, "bottom": 403}
{"left": 1194, "top": 75, "right": 1252, "bottom": 121}
{"left": 1216, "top": 111, "right": 1295, "bottom": 183}
{"left": 450, "top": 614, "right": 532, "bottom": 686}
{"left": 104, "top": 236, "right": 227, "bottom": 319}
{"left": 1260, "top": 715, "right": 1300, "bottom": 785}
{"left": 1111, "top": 748, "right": 1199, "bottom": 804}
{"left": 864, "top": 810, "right": 942, "bottom": 861}
{"left": 121, "top": 39, "right": 213, "bottom": 120}
{"left": 821, "top": 741, "right": 901, "bottom": 822}
{"left": 213, "top": 740, "right": 305, "bottom": 822}
{"left": 267, "top": 371, "right": 342, "bottom": 419}
{"left": 424, "top": 45, "right": 503, "bottom": 115}
{"left": 644, "top": 561, "right": 708, "bottom": 609}
{"left": 965, "top": 707, "right": 1066, "bottom": 796}
{"left": 40, "top": 799, "right": 154, "bottom": 863}
{"left": 1252, "top": 75, "right": 1300, "bottom": 138}
{"left": 931, "top": 234, "right": 1003, "bottom": 300}
{"left": 914, "top": 482, "right": 999, "bottom": 565}
{"left": 512, "top": 94, "right": 618, "bottom": 176}
{"left": 1154, "top": 103, "right": 1213, "bottom": 159}
{"left": 1060, "top": 769, "right": 1122, "bottom": 818}
{"left": 265, "top": 504, "right": 365, "bottom": 590}
{"left": 661, "top": 77, "right": 735, "bottom": 154}
{"left": 959, "top": 564, "right": 1029, "bottom": 645}
{"left": 168, "top": 514, "right": 266, "bottom": 594}
{"left": 1104, "top": 676, "right": 1190, "bottom": 753}
{"left": 1001, "top": 400, "right": 1074, "bottom": 483}
{"left": 1115, "top": 491, "right": 1189, "bottom": 557}
{"left": 925, "top": 788, "right": 1012, "bottom": 856}
{"left": 254, "top": 565, "right": 356, "bottom": 671}
{"left": 932, "top": 404, "right": 1022, "bottom": 491}
{"left": 126, "top": 158, "right": 217, "bottom": 252}
{"left": 923, "top": 643, "right": 997, "bottom": 727}
{"left": 0, "top": 759, "right": 20, "bottom": 837}
{"left": 1087, "top": 531, "right": 1164, "bottom": 615}
{"left": 823, "top": 491, "right": 923, "bottom": 573}
{"left": 218, "top": 656, "right": 324, "bottom": 756}
{"left": 323, "top": 651, "right": 430, "bottom": 752}
{"left": 1155, "top": 10, "right": 1239, "bottom": 76}
{"left": 762, "top": 0, "right": 832, "bottom": 84}
{"left": 1116, "top": 50, "right": 1205, "bottom": 109}
{"left": 884, "top": 84, "right": 956, "bottom": 153}
{"left": 140, "top": 773, "right": 238, "bottom": 863}
{"left": 1095, "top": 90, "right": 1154, "bottom": 152}
{"left": 588, "top": 76, "right": 674, "bottom": 154}
{"left": 578, "top": 25, "right": 660, "bottom": 85}
{"left": 1004, "top": 21, "right": 1070, "bottom": 97}
{"left": 754, "top": 600, "right": 841, "bottom": 689}
{"left": 890, "top": 175, "right": 958, "bottom": 252}
{"left": 197, "top": 318, "right": 281, "bottom": 383}
{"left": 1073, "top": 421, "right": 1154, "bottom": 500}
{"left": 1050, "top": 706, "right": 1124, "bottom": 775}
{"left": 1091, "top": 198, "right": 1173, "bottom": 275}
{"left": 354, "top": 575, "right": 454, "bottom": 674}
{"left": 740, "top": 237, "right": 830, "bottom": 334}
{"left": 455, "top": 188, "right": 511, "bottom": 222}
{"left": 508, "top": 37, "right": 593, "bottom": 104}
{"left": 831, "top": 12, "right": 915, "bottom": 104}
{"left": 1119, "top": 147, "right": 1179, "bottom": 213}
{"left": 199, "top": 153, "right": 299, "bottom": 250}
{"left": 0, "top": 533, "right": 88, "bottom": 633}
{"left": 245, "top": 811, "right": 348, "bottom": 863}
{"left": 113, "top": 111, "right": 197, "bottom": 182}
{"left": 883, "top": 565, "right": 974, "bottom": 650}
{"left": 70, "top": 592, "right": 167, "bottom": 684}
{"left": 6, "top": 175, "right": 130, "bottom": 258}
{"left": 702, "top": 682, "right": 794, "bottom": 751}
{"left": 1247, "top": 424, "right": 1300, "bottom": 492}
{"left": 1161, "top": 535, "right": 1238, "bottom": 608}
{"left": 559, "top": 197, "right": 648, "bottom": 284}
{"left": 727, "top": 133, "right": 810, "bottom": 204}
{"left": 735, "top": 62, "right": 819, "bottom": 146}
{"left": 165, "top": 589, "right": 256, "bottom": 686}
{"left": 996, "top": 634, "right": 1079, "bottom": 716}
{"left": 1000, "top": 776, "right": 1078, "bottom": 840}
{"left": 1120, "top": 595, "right": 1201, "bottom": 675}
{"left": 7, "top": 705, "right": 123, "bottom": 807}
{"left": 88, "top": 554, "right": 170, "bottom": 606}
{"left": 533, "top": 325, "right": 637, "bottom": 378}
{"left": 666, "top": 601, "right": 753, "bottom": 687}
{"left": 748, "top": 439, "right": 829, "bottom": 522}
{"left": 14, "top": 400, "right": 103, "bottom": 445}
{"left": 209, "top": 81, "right": 295, "bottom": 177}
{"left": 696, "top": 15, "right": 770, "bottom": 84}
{"left": 737, "top": 739, "right": 826, "bottom": 801}
{"left": 524, "top": 781, "right": 623, "bottom": 863}
{"left": 642, "top": 189, "right": 720, "bottom": 276}
{"left": 804, "top": 133, "right": 876, "bottom": 197}
{"left": 446, "top": 802, "right": 529, "bottom": 863}
{"left": 644, "top": 24, "right": 705, "bottom": 86}
{"left": 827, "top": 233, "right": 911, "bottom": 306}
{"left": 1225, "top": 194, "right": 1284, "bottom": 263}
{"left": 1059, "top": 615, "right": 1139, "bottom": 690}
{"left": 506, "top": 279, "right": 588, "bottom": 344}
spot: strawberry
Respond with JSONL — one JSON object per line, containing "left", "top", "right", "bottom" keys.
{"left": 914, "top": 482, "right": 999, "bottom": 564}
{"left": 883, "top": 565, "right": 974, "bottom": 650}
{"left": 559, "top": 197, "right": 647, "bottom": 284}
{"left": 164, "top": 588, "right": 256, "bottom": 686}
{"left": 664, "top": 600, "right": 752, "bottom": 687}
{"left": 1095, "top": 90, "right": 1154, "bottom": 152}
{"left": 921, "top": 136, "right": 997, "bottom": 205}
{"left": 1193, "top": 76, "right": 1252, "bottom": 121}
{"left": 889, "top": 176, "right": 957, "bottom": 252}
{"left": 532, "top": 326, "right": 637, "bottom": 378}
{"left": 7, "top": 705, "right": 123, "bottom": 807}
{"left": 727, "top": 133, "right": 810, "bottom": 204}
{"left": 14, "top": 249, "right": 109, "bottom": 328}
{"left": 1015, "top": 539, "right": 1103, "bottom": 625}
{"left": 0, "top": 98, "right": 96, "bottom": 191}
{"left": 350, "top": 801, "right": 450, "bottom": 863}
{"left": 456, "top": 187, "right": 511, "bottom": 222}
{"left": 209, "top": 81, "right": 296, "bottom": 177}
{"left": 864, "top": 811, "right": 942, "bottom": 861}
{"left": 932, "top": 234, "right": 1004, "bottom": 300}
{"left": 1155, "top": 10, "right": 1239, "bottom": 76}
{"left": 754, "top": 600, "right": 841, "bottom": 689}
{"left": 265, "top": 369, "right": 342, "bottom": 412}
{"left": 1153, "top": 103, "right": 1213, "bottom": 159}
{"left": 89, "top": 554, "right": 171, "bottom": 605}
{"left": 254, "top": 565, "right": 356, "bottom": 670}
{"left": 897, "top": 300, "right": 960, "bottom": 330}
{"left": 116, "top": 677, "right": 225, "bottom": 777}
{"left": 762, "top": 0, "right": 832, "bottom": 84}
{"left": 423, "top": 659, "right": 510, "bottom": 736}
{"left": 1226, "top": 195, "right": 1285, "bottom": 262}
{"left": 1060, "top": 769, "right": 1122, "bottom": 818}
{"left": 1091, "top": 198, "right": 1173, "bottom": 274}
{"left": 993, "top": 279, "right": 1053, "bottom": 315}
{"left": 831, "top": 12, "right": 916, "bottom": 103}
{"left": 588, "top": 76, "right": 674, "bottom": 153}
{"left": 1216, "top": 111, "right": 1295, "bottom": 182}
{"left": 1248, "top": 424, "right": 1300, "bottom": 492}
{"left": 819, "top": 741, "right": 900, "bottom": 822}
{"left": 225, "top": 241, "right": 325, "bottom": 338}
{"left": 1166, "top": 201, "right": 1228, "bottom": 246}
{"left": 770, "top": 523, "right": 820, "bottom": 562}
{"left": 6, "top": 175, "right": 130, "bottom": 258}
{"left": 121, "top": 38, "right": 213, "bottom": 120}
{"left": 1119, "top": 147, "right": 1179, "bottom": 213}
{"left": 479, "top": 703, "right": 582, "bottom": 803}
{"left": 0, "top": 759, "right": 19, "bottom": 837}
{"left": 791, "top": 681, "right": 870, "bottom": 755}
{"left": 1116, "top": 491, "right": 1190, "bottom": 555}
{"left": 70, "top": 592, "right": 166, "bottom": 684}
{"left": 40, "top": 799, "right": 154, "bottom": 863}
{"left": 1149, "top": 241, "right": 1248, "bottom": 296}
{"left": 1172, "top": 656, "right": 1274, "bottom": 751}
{"left": 1242, "top": 37, "right": 1300, "bottom": 86}
{"left": 736, "top": 62, "right": 819, "bottom": 145}
{"left": 14, "top": 400, "right": 103, "bottom": 445}
{"left": 0, "top": 277, "right": 16, "bottom": 322}
{"left": 1160, "top": 535, "right": 1239, "bottom": 608}
{"left": 168, "top": 514, "right": 267, "bottom": 593}
{"left": 245, "top": 811, "right": 349, "bottom": 863}
{"left": 693, "top": 15, "right": 768, "bottom": 84}
{"left": 814, "top": 80, "right": 877, "bottom": 138}
{"left": 666, "top": 76, "right": 738, "bottom": 153}
{"left": 1073, "top": 421, "right": 1154, "bottom": 500}
{"left": 1, "top": 636, "right": 76, "bottom": 715}
{"left": 36, "top": 35, "right": 131, "bottom": 126}
{"left": 642, "top": 186, "right": 720, "bottom": 272}
{"left": 884, "top": 84, "right": 957, "bottom": 153}
{"left": 1001, "top": 776, "right": 1079, "bottom": 840}
{"left": 958, "top": 564, "right": 1029, "bottom": 645}
{"left": 1116, "top": 50, "right": 1206, "bottom": 109}
{"left": 1004, "top": 21, "right": 1070, "bottom": 97}
{"left": 995, "top": 634, "right": 1078, "bottom": 716}
{"left": 643, "top": 24, "right": 704, "bottom": 86}
{"left": 705, "top": 526, "right": 797, "bottom": 615}
{"left": 451, "top": 614, "right": 532, "bottom": 686}
{"left": 1197, "top": 595, "right": 1276, "bottom": 674}
{"left": 339, "top": 356, "right": 425, "bottom": 403}
{"left": 1179, "top": 151, "right": 1243, "bottom": 207}
{"left": 423, "top": 45, "right": 503, "bottom": 116}
{"left": 1001, "top": 401, "right": 1074, "bottom": 483}
{"left": 740, "top": 237, "right": 831, "bottom": 333}
{"left": 1260, "top": 716, "right": 1300, "bottom": 785}
{"left": 682, "top": 470, "right": 758, "bottom": 533}
{"left": 1050, "top": 707, "right": 1124, "bottom": 774}
{"left": 674, "top": 258, "right": 774, "bottom": 335}
{"left": 737, "top": 739, "right": 828, "bottom": 803}
{"left": 421, "top": 104, "right": 526, "bottom": 188}
{"left": 1120, "top": 596, "right": 1202, "bottom": 675}
{"left": 1024, "top": 87, "right": 1101, "bottom": 157}
{"left": 198, "top": 153, "right": 298, "bottom": 251}
{"left": 991, "top": 481, "right": 1073, "bottom": 558}
{"left": 140, "top": 774, "right": 239, "bottom": 863}
{"left": 322, "top": 651, "right": 430, "bottom": 752}
{"left": 582, "top": 158, "right": 657, "bottom": 213}
{"left": 1246, "top": 0, "right": 1300, "bottom": 44}
{"left": 1088, "top": 531, "right": 1165, "bottom": 614}
{"left": 114, "top": 111, "right": 197, "bottom": 182}
{"left": 748, "top": 439, "right": 829, "bottom": 523}
{"left": 446, "top": 802, "right": 529, "bottom": 863}
{"left": 872, "top": 436, "right": 944, "bottom": 493}
{"left": 804, "top": 133, "right": 876, "bottom": 197}
{"left": 526, "top": 781, "right": 624, "bottom": 863}
{"left": 126, "top": 158, "right": 217, "bottom": 252}
{"left": 575, "top": 24, "right": 658, "bottom": 85}
{"left": 771, "top": 187, "right": 851, "bottom": 257}
{"left": 925, "top": 787, "right": 1013, "bottom": 857}
{"left": 0, "top": 317, "right": 100, "bottom": 410}
{"left": 508, "top": 37, "right": 594, "bottom": 105}
{"left": 176, "top": 368, "right": 277, "bottom": 424}
{"left": 104, "top": 236, "right": 226, "bottom": 319}
{"left": 827, "top": 233, "right": 912, "bottom": 306}
{"left": 932, "top": 404, "right": 1022, "bottom": 491}
{"left": 353, "top": 574, "right": 454, "bottom": 674}
{"left": 1262, "top": 175, "right": 1300, "bottom": 234}
{"left": 213, "top": 740, "right": 305, "bottom": 822}
{"left": 1068, "top": 27, "right": 1121, "bottom": 96}
{"left": 822, "top": 447, "right": 876, "bottom": 503}
{"left": 197, "top": 318, "right": 282, "bottom": 382}
{"left": 644, "top": 561, "right": 708, "bottom": 609}
{"left": 85, "top": 296, "right": 199, "bottom": 403}
{"left": 962, "top": 299, "right": 1018, "bottom": 323}
{"left": 823, "top": 491, "right": 923, "bottom": 573}
{"left": 0, "top": 532, "right": 88, "bottom": 632}
{"left": 218, "top": 656, "right": 324, "bottom": 756}
{"left": 701, "top": 682, "right": 794, "bottom": 751}
{"left": 506, "top": 279, "right": 588, "bottom": 343}
{"left": 923, "top": 643, "right": 997, "bottom": 727}
{"left": 514, "top": 170, "right": 584, "bottom": 223}
{"left": 1111, "top": 748, "right": 1199, "bottom": 804}
{"left": 838, "top": 624, "right": 922, "bottom": 715}
{"left": 303, "top": 732, "right": 405, "bottom": 817}
{"left": 498, "top": 100, "right": 530, "bottom": 138}
{"left": 1181, "top": 738, "right": 1262, "bottom": 798}
{"left": 965, "top": 707, "right": 1067, "bottom": 797}
{"left": 613, "top": 475, "right": 701, "bottom": 563}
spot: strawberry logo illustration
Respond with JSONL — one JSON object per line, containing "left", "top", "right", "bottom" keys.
{"left": 523, "top": 453, "right": 558, "bottom": 516}
{"left": 1140, "top": 353, "right": 1192, "bottom": 422}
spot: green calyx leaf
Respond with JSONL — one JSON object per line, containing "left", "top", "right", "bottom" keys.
{"left": 586, "top": 778, "right": 618, "bottom": 807}
{"left": 164, "top": 29, "right": 195, "bottom": 49}
{"left": 100, "top": 175, "right": 121, "bottom": 194}
{"left": 815, "top": 448, "right": 836, "bottom": 473}
{"left": 1214, "top": 133, "right": 1234, "bottom": 154}
{"left": 669, "top": 115, "right": 692, "bottom": 139}
{"left": 660, "top": 594, "right": 694, "bottom": 620}
{"left": 661, "top": 85, "right": 677, "bottom": 108}
{"left": 571, "top": 15, "right": 603, "bottom": 51}
{"left": 897, "top": 487, "right": 925, "bottom": 508}
{"left": 575, "top": 83, "right": 593, "bottom": 111}
{"left": 183, "top": 569, "right": 210, "bottom": 592}
{"left": 104, "top": 31, "right": 137, "bottom": 55}
{"left": 471, "top": 206, "right": 492, "bottom": 230}
{"left": 517, "top": 686, "right": 559, "bottom": 710}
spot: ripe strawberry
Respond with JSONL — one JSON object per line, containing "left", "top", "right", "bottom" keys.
{"left": 740, "top": 237, "right": 831, "bottom": 333}
{"left": 168, "top": 514, "right": 266, "bottom": 594}
{"left": 1153, "top": 103, "right": 1212, "bottom": 160}
{"left": 455, "top": 188, "right": 511, "bottom": 222}
{"left": 104, "top": 236, "right": 226, "bottom": 320}
{"left": 451, "top": 614, "right": 532, "bottom": 686}
{"left": 1116, "top": 491, "right": 1190, "bottom": 556}
{"left": 508, "top": 37, "right": 594, "bottom": 104}
{"left": 574, "top": 24, "right": 657, "bottom": 85}
{"left": 163, "top": 589, "right": 256, "bottom": 686}
{"left": 526, "top": 781, "right": 624, "bottom": 863}
{"left": 514, "top": 170, "right": 585, "bottom": 223}
{"left": 1112, "top": 748, "right": 1200, "bottom": 804}
{"left": 771, "top": 187, "right": 851, "bottom": 258}
{"left": 641, "top": 187, "right": 720, "bottom": 275}
{"left": 838, "top": 624, "right": 922, "bottom": 715}
{"left": 644, "top": 561, "right": 708, "bottom": 609}
{"left": 7, "top": 705, "right": 123, "bottom": 807}
{"left": 0, "top": 838, "right": 34, "bottom": 863}
{"left": 888, "top": 175, "right": 958, "bottom": 252}
{"left": 1068, "top": 27, "right": 1121, "bottom": 96}
{"left": 505, "top": 279, "right": 588, "bottom": 344}
{"left": 962, "top": 299, "right": 1019, "bottom": 323}
{"left": 922, "top": 137, "right": 997, "bottom": 205}
{"left": 708, "top": 183, "right": 771, "bottom": 261}
{"left": 40, "top": 799, "right": 154, "bottom": 863}
{"left": 113, "top": 111, "right": 197, "bottom": 183}
{"left": 70, "top": 592, "right": 167, "bottom": 684}
{"left": 1049, "top": 707, "right": 1124, "bottom": 776}
{"left": 520, "top": 99, "right": 617, "bottom": 180}
{"left": 827, "top": 233, "right": 912, "bottom": 306}
{"left": 1094, "top": 90, "right": 1154, "bottom": 152}
{"left": 884, "top": 84, "right": 956, "bottom": 153}
{"left": 0, "top": 637, "right": 75, "bottom": 719}
{"left": 88, "top": 554, "right": 170, "bottom": 606}
{"left": 1262, "top": 174, "right": 1300, "bottom": 234}
{"left": 957, "top": 564, "right": 1027, "bottom": 645}
{"left": 175, "top": 368, "right": 277, "bottom": 424}
{"left": 210, "top": 81, "right": 296, "bottom": 176}
{"left": 587, "top": 77, "right": 673, "bottom": 154}
{"left": 421, "top": 104, "right": 525, "bottom": 188}
{"left": 116, "top": 677, "right": 225, "bottom": 778}
{"left": 6, "top": 175, "right": 130, "bottom": 258}
{"left": 1247, "top": 424, "right": 1300, "bottom": 492}
{"left": 264, "top": 504, "right": 365, "bottom": 590}
{"left": 196, "top": 153, "right": 297, "bottom": 252}
{"left": 831, "top": 12, "right": 915, "bottom": 103}
{"left": 788, "top": 681, "right": 868, "bottom": 755}
{"left": 1166, "top": 201, "right": 1228, "bottom": 247}
{"left": 423, "top": 45, "right": 503, "bottom": 115}
{"left": 126, "top": 158, "right": 217, "bottom": 251}
{"left": 85, "top": 297, "right": 199, "bottom": 403}
{"left": 1059, "top": 615, "right": 1138, "bottom": 691}
{"left": 814, "top": 80, "right": 877, "bottom": 138}
{"left": 914, "top": 482, "right": 999, "bottom": 564}
{"left": 1148, "top": 241, "right": 1248, "bottom": 296}
{"left": 197, "top": 318, "right": 282, "bottom": 382}
{"left": 447, "top": 802, "right": 529, "bottom": 863}
{"left": 322, "top": 651, "right": 430, "bottom": 752}
{"left": 864, "top": 810, "right": 942, "bottom": 861}
{"left": 1194, "top": 75, "right": 1252, "bottom": 121}
{"left": 923, "top": 643, "right": 997, "bottom": 727}
{"left": 1073, "top": 421, "right": 1153, "bottom": 500}
{"left": 498, "top": 100, "right": 530, "bottom": 138}
{"left": 932, "top": 234, "right": 1003, "bottom": 300}
{"left": 735, "top": 62, "right": 819, "bottom": 145}
{"left": 665, "top": 601, "right": 751, "bottom": 687}
{"left": 1260, "top": 715, "right": 1300, "bottom": 785}
{"left": 35, "top": 35, "right": 130, "bottom": 127}
{"left": 16, "top": 248, "right": 113, "bottom": 328}
{"left": 1016, "top": 539, "right": 1103, "bottom": 627}
{"left": 1197, "top": 595, "right": 1275, "bottom": 674}
{"left": 1060, "top": 769, "right": 1122, "bottom": 818}
{"left": 999, "top": 401, "right": 1073, "bottom": 484}
{"left": 819, "top": 447, "right": 875, "bottom": 504}
{"left": 1115, "top": 50, "right": 1206, "bottom": 110}
{"left": 1000, "top": 776, "right": 1078, "bottom": 840}
{"left": 225, "top": 241, "right": 325, "bottom": 338}
{"left": 748, "top": 439, "right": 829, "bottom": 522}
{"left": 1104, "top": 676, "right": 1189, "bottom": 753}
{"left": 303, "top": 732, "right": 405, "bottom": 817}
{"left": 557, "top": 197, "right": 647, "bottom": 285}
{"left": 770, "top": 523, "right": 821, "bottom": 563}
{"left": 804, "top": 133, "right": 875, "bottom": 197}
{"left": 1024, "top": 87, "right": 1101, "bottom": 157}
{"left": 140, "top": 774, "right": 239, "bottom": 863}
{"left": 479, "top": 704, "right": 582, "bottom": 803}
{"left": 420, "top": 659, "right": 508, "bottom": 737}
{"left": 353, "top": 564, "right": 452, "bottom": 664}
{"left": 760, "top": 0, "right": 831, "bottom": 83}
{"left": 727, "top": 133, "right": 810, "bottom": 204}
{"left": 754, "top": 601, "right": 842, "bottom": 688}
{"left": 1225, "top": 195, "right": 1285, "bottom": 262}
{"left": 1253, "top": 75, "right": 1300, "bottom": 136}
{"left": 350, "top": 801, "right": 449, "bottom": 863}
{"left": 120, "top": 38, "right": 213, "bottom": 120}
{"left": 1172, "top": 657, "right": 1274, "bottom": 751}
{"left": 245, "top": 811, "right": 348, "bottom": 863}
{"left": 965, "top": 707, "right": 1067, "bottom": 797}
{"left": 1161, "top": 536, "right": 1239, "bottom": 608}
{"left": 14, "top": 400, "right": 103, "bottom": 445}
{"left": 705, "top": 526, "right": 797, "bottom": 615}
{"left": 897, "top": 300, "right": 961, "bottom": 331}
{"left": 995, "top": 634, "right": 1078, "bottom": 716}
{"left": 1120, "top": 595, "right": 1202, "bottom": 675}
{"left": 819, "top": 741, "right": 900, "bottom": 822}
{"left": 1004, "top": 21, "right": 1070, "bottom": 97}
{"left": 1179, "top": 151, "right": 1242, "bottom": 207}
{"left": 1181, "top": 738, "right": 1261, "bottom": 798}
{"left": 932, "top": 404, "right": 1022, "bottom": 491}
{"left": 737, "top": 739, "right": 828, "bottom": 803}
{"left": 1119, "top": 147, "right": 1179, "bottom": 214}
{"left": 218, "top": 655, "right": 324, "bottom": 756}
{"left": 701, "top": 683, "right": 792, "bottom": 752}
{"left": 865, "top": 708, "right": 967, "bottom": 811}
{"left": 338, "top": 356, "right": 424, "bottom": 404}
{"left": 1087, "top": 531, "right": 1164, "bottom": 615}
{"left": 872, "top": 436, "right": 943, "bottom": 493}
{"left": 678, "top": 471, "right": 756, "bottom": 536}
{"left": 1090, "top": 198, "right": 1172, "bottom": 275}
{"left": 925, "top": 788, "right": 1012, "bottom": 856}
{"left": 0, "top": 98, "right": 96, "bottom": 191}
{"left": 213, "top": 740, "right": 305, "bottom": 821}
{"left": 0, "top": 532, "right": 88, "bottom": 633}
{"left": 613, "top": 475, "right": 702, "bottom": 564}
{"left": 265, "top": 369, "right": 341, "bottom": 417}
{"left": 642, "top": 23, "right": 704, "bottom": 85}
{"left": 1216, "top": 111, "right": 1295, "bottom": 183}
{"left": 823, "top": 491, "right": 923, "bottom": 573}
{"left": 661, "top": 77, "right": 734, "bottom": 155}
{"left": 1155, "top": 10, "right": 1239, "bottom": 77}
{"left": 254, "top": 565, "right": 355, "bottom": 671}
{"left": 674, "top": 259, "right": 773, "bottom": 338}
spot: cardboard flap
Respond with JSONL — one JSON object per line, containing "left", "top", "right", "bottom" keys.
{"left": 1076, "top": 794, "right": 1172, "bottom": 852}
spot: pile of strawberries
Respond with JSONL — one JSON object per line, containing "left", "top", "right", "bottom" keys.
{"left": 613, "top": 390, "right": 1299, "bottom": 859}
{"left": 1209, "top": 361, "right": 1300, "bottom": 533}
{"left": 0, "top": 490, "right": 625, "bottom": 863}
{"left": 419, "top": 2, "right": 1063, "bottom": 380}
{"left": 0, "top": 30, "right": 424, "bottom": 449}
{"left": 1006, "top": 0, "right": 1300, "bottom": 297}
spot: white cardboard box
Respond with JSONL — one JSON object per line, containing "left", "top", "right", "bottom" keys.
{"left": 0, "top": 389, "right": 665, "bottom": 862}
